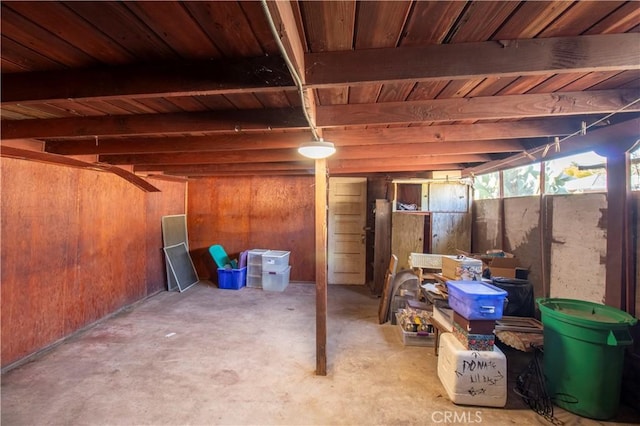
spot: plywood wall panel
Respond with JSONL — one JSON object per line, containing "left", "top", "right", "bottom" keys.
{"left": 1, "top": 159, "right": 79, "bottom": 364}
{"left": 187, "top": 176, "right": 252, "bottom": 279}
{"left": 1, "top": 159, "right": 185, "bottom": 368}
{"left": 431, "top": 212, "right": 471, "bottom": 254}
{"left": 249, "top": 176, "right": 315, "bottom": 282}
{"left": 72, "top": 171, "right": 146, "bottom": 328}
{"left": 187, "top": 176, "right": 315, "bottom": 282}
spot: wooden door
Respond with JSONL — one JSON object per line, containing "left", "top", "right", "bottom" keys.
{"left": 328, "top": 177, "right": 367, "bottom": 284}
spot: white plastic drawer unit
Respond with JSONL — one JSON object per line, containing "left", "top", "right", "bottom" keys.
{"left": 261, "top": 250, "right": 290, "bottom": 273}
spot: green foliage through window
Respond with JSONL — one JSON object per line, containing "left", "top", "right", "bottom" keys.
{"left": 631, "top": 144, "right": 640, "bottom": 191}
{"left": 473, "top": 172, "right": 499, "bottom": 200}
{"left": 503, "top": 164, "right": 541, "bottom": 198}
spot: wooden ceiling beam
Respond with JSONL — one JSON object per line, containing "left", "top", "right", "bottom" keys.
{"left": 100, "top": 141, "right": 520, "bottom": 166}
{"left": 3, "top": 34, "right": 636, "bottom": 105}
{"left": 328, "top": 163, "right": 464, "bottom": 175}
{"left": 316, "top": 89, "right": 640, "bottom": 127}
{"left": 0, "top": 56, "right": 296, "bottom": 105}
{"left": 163, "top": 163, "right": 466, "bottom": 177}
{"left": 173, "top": 169, "right": 314, "bottom": 177}
{"left": 464, "top": 117, "right": 640, "bottom": 176}
{"left": 45, "top": 132, "right": 313, "bottom": 155}
{"left": 101, "top": 149, "right": 306, "bottom": 166}
{"left": 44, "top": 118, "right": 578, "bottom": 155}
{"left": 134, "top": 154, "right": 487, "bottom": 174}
{"left": 5, "top": 90, "right": 636, "bottom": 141}
{"left": 332, "top": 141, "right": 522, "bottom": 158}
{"left": 135, "top": 161, "right": 312, "bottom": 173}
{"left": 306, "top": 33, "right": 640, "bottom": 87}
{"left": 1, "top": 109, "right": 309, "bottom": 140}
{"left": 329, "top": 154, "right": 490, "bottom": 170}
{"left": 323, "top": 118, "right": 579, "bottom": 144}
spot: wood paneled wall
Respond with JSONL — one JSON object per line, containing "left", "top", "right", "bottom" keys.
{"left": 1, "top": 159, "right": 185, "bottom": 368}
{"left": 187, "top": 176, "right": 316, "bottom": 282}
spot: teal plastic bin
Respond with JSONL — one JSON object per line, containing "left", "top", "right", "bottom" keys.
{"left": 209, "top": 245, "right": 238, "bottom": 269}
{"left": 537, "top": 298, "right": 637, "bottom": 420}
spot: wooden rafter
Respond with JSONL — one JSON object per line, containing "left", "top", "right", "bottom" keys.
{"left": 306, "top": 33, "right": 640, "bottom": 87}
{"left": 0, "top": 109, "right": 309, "bottom": 140}
{"left": 463, "top": 117, "right": 640, "bottom": 176}
{"left": 0, "top": 56, "right": 296, "bottom": 105}
{"left": 97, "top": 140, "right": 521, "bottom": 166}
{"left": 316, "top": 89, "right": 640, "bottom": 127}
{"left": 4, "top": 90, "right": 637, "bottom": 141}
{"left": 44, "top": 118, "right": 579, "bottom": 155}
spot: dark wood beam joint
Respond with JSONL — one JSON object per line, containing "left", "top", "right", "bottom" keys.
{"left": 1, "top": 56, "right": 296, "bottom": 104}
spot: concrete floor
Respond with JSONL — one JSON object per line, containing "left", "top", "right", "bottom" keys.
{"left": 1, "top": 282, "right": 638, "bottom": 425}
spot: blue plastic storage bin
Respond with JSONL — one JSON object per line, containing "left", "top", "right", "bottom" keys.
{"left": 217, "top": 267, "right": 247, "bottom": 290}
{"left": 446, "top": 280, "right": 507, "bottom": 320}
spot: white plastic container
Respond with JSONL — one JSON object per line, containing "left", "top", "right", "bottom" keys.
{"left": 247, "top": 249, "right": 269, "bottom": 288}
{"left": 437, "top": 332, "right": 507, "bottom": 407}
{"left": 262, "top": 250, "right": 290, "bottom": 273}
{"left": 262, "top": 265, "right": 291, "bottom": 292}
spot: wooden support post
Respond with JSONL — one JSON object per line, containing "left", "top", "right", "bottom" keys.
{"left": 604, "top": 149, "right": 630, "bottom": 309}
{"left": 597, "top": 137, "right": 637, "bottom": 311}
{"left": 315, "top": 158, "right": 328, "bottom": 376}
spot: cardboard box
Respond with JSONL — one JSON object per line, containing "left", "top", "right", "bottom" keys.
{"left": 458, "top": 250, "right": 525, "bottom": 279}
{"left": 441, "top": 256, "right": 483, "bottom": 281}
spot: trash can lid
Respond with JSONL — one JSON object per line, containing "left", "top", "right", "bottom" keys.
{"left": 537, "top": 298, "right": 637, "bottom": 328}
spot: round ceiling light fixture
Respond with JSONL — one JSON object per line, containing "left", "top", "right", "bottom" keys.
{"left": 297, "top": 138, "right": 336, "bottom": 159}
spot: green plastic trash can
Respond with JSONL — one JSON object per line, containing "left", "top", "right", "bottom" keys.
{"left": 537, "top": 298, "right": 637, "bottom": 420}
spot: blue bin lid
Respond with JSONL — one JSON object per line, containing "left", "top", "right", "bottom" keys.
{"left": 446, "top": 280, "right": 507, "bottom": 297}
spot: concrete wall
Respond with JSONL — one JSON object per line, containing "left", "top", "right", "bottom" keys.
{"left": 472, "top": 198, "right": 501, "bottom": 253}
{"left": 549, "top": 194, "right": 607, "bottom": 304}
{"left": 504, "top": 197, "right": 543, "bottom": 300}
{"left": 473, "top": 193, "right": 610, "bottom": 305}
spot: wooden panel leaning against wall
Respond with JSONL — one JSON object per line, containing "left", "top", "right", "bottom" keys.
{"left": 1, "top": 159, "right": 186, "bottom": 369}
{"left": 187, "top": 176, "right": 316, "bottom": 283}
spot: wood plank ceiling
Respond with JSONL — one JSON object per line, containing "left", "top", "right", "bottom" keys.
{"left": 1, "top": 1, "right": 639, "bottom": 179}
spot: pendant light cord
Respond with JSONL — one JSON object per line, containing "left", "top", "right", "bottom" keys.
{"left": 261, "top": 0, "right": 321, "bottom": 142}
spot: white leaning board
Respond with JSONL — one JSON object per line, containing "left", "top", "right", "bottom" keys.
{"left": 437, "top": 332, "right": 507, "bottom": 408}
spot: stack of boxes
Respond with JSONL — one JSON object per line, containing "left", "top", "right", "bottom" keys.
{"left": 261, "top": 250, "right": 291, "bottom": 292}
{"left": 437, "top": 280, "right": 509, "bottom": 408}
{"left": 245, "top": 249, "right": 291, "bottom": 291}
